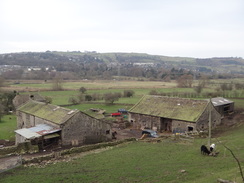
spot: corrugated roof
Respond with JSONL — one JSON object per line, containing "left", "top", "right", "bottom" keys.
{"left": 17, "top": 100, "right": 79, "bottom": 124}
{"left": 15, "top": 124, "right": 61, "bottom": 139}
{"left": 129, "top": 95, "right": 209, "bottom": 122}
{"left": 15, "top": 128, "right": 41, "bottom": 139}
{"left": 28, "top": 124, "right": 61, "bottom": 135}
{"left": 211, "top": 97, "right": 234, "bottom": 106}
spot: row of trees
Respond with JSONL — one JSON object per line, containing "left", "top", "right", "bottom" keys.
{"left": 69, "top": 89, "right": 135, "bottom": 105}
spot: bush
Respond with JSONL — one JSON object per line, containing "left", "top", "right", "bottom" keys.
{"left": 68, "top": 97, "right": 79, "bottom": 104}
{"left": 79, "top": 87, "right": 87, "bottom": 93}
{"left": 103, "top": 92, "right": 121, "bottom": 104}
{"left": 85, "top": 95, "right": 92, "bottom": 101}
{"left": 149, "top": 90, "right": 158, "bottom": 95}
{"left": 123, "top": 90, "right": 135, "bottom": 97}
{"left": 91, "top": 93, "right": 102, "bottom": 101}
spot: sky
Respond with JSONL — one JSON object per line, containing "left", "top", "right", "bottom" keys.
{"left": 0, "top": 0, "right": 243, "bottom": 58}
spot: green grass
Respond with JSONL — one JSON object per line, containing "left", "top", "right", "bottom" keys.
{"left": 0, "top": 115, "right": 16, "bottom": 140}
{"left": 1, "top": 124, "right": 244, "bottom": 182}
{"left": 231, "top": 99, "right": 244, "bottom": 109}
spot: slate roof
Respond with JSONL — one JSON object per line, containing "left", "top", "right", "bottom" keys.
{"left": 17, "top": 100, "right": 79, "bottom": 124}
{"left": 211, "top": 97, "right": 234, "bottom": 106}
{"left": 129, "top": 95, "right": 209, "bottom": 122}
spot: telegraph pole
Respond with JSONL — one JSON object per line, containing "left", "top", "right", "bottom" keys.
{"left": 208, "top": 98, "right": 212, "bottom": 146}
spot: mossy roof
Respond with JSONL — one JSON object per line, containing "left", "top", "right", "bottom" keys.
{"left": 17, "top": 100, "right": 79, "bottom": 124}
{"left": 129, "top": 95, "right": 209, "bottom": 122}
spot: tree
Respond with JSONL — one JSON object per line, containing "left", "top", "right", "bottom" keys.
{"left": 177, "top": 74, "right": 193, "bottom": 88}
{"left": 52, "top": 75, "right": 63, "bottom": 91}
{"left": 220, "top": 83, "right": 233, "bottom": 91}
{"left": 123, "top": 90, "right": 135, "bottom": 97}
{"left": 103, "top": 92, "right": 121, "bottom": 104}
{"left": 79, "top": 87, "right": 87, "bottom": 93}
{"left": 85, "top": 95, "right": 92, "bottom": 101}
{"left": 68, "top": 97, "right": 79, "bottom": 104}
{"left": 0, "top": 91, "right": 16, "bottom": 115}
{"left": 194, "top": 85, "right": 203, "bottom": 95}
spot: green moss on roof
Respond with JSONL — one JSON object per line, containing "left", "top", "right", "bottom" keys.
{"left": 17, "top": 100, "right": 79, "bottom": 124}
{"left": 129, "top": 95, "right": 209, "bottom": 122}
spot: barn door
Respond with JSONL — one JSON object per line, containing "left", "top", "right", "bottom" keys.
{"left": 160, "top": 118, "right": 172, "bottom": 132}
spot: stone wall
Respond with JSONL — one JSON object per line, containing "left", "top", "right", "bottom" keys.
{"left": 129, "top": 113, "right": 161, "bottom": 130}
{"left": 196, "top": 103, "right": 221, "bottom": 131}
{"left": 22, "top": 138, "right": 135, "bottom": 165}
{"left": 171, "top": 120, "right": 196, "bottom": 133}
{"left": 61, "top": 112, "right": 112, "bottom": 146}
{"left": 0, "top": 142, "right": 39, "bottom": 157}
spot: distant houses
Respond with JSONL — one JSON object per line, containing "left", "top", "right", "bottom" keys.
{"left": 15, "top": 100, "right": 112, "bottom": 149}
{"left": 128, "top": 95, "right": 222, "bottom": 133}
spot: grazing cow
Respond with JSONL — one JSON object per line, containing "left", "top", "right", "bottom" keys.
{"left": 201, "top": 145, "right": 211, "bottom": 155}
{"left": 210, "top": 143, "right": 215, "bottom": 152}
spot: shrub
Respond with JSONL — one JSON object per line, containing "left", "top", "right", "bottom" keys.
{"left": 85, "top": 95, "right": 92, "bottom": 101}
{"left": 123, "top": 90, "right": 135, "bottom": 97}
{"left": 103, "top": 92, "right": 121, "bottom": 104}
{"left": 68, "top": 97, "right": 79, "bottom": 104}
{"left": 79, "top": 87, "right": 87, "bottom": 93}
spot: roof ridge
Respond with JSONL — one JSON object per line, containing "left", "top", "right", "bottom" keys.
{"left": 129, "top": 95, "right": 147, "bottom": 111}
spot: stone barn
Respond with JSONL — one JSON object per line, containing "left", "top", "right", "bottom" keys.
{"left": 128, "top": 95, "right": 221, "bottom": 133}
{"left": 211, "top": 97, "right": 234, "bottom": 116}
{"left": 15, "top": 100, "right": 112, "bottom": 148}
{"left": 13, "top": 93, "right": 46, "bottom": 109}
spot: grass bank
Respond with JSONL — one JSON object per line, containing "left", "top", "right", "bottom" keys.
{"left": 0, "top": 115, "right": 16, "bottom": 141}
{"left": 1, "top": 123, "right": 244, "bottom": 183}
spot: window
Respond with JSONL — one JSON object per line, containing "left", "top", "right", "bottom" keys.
{"left": 188, "top": 126, "right": 194, "bottom": 131}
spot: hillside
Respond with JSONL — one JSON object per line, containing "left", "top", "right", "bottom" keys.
{"left": 0, "top": 51, "right": 244, "bottom": 80}
{"left": 1, "top": 121, "right": 244, "bottom": 182}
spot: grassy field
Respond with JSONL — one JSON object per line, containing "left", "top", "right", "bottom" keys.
{"left": 0, "top": 115, "right": 16, "bottom": 140}
{"left": 7, "top": 80, "right": 178, "bottom": 90}
{"left": 1, "top": 123, "right": 244, "bottom": 183}
{"left": 0, "top": 80, "right": 243, "bottom": 141}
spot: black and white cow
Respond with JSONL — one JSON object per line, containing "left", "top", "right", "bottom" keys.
{"left": 201, "top": 145, "right": 211, "bottom": 155}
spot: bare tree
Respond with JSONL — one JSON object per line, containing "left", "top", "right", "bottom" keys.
{"left": 52, "top": 75, "right": 63, "bottom": 91}
{"left": 177, "top": 74, "right": 193, "bottom": 88}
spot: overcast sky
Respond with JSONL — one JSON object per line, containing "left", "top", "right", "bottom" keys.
{"left": 0, "top": 0, "right": 243, "bottom": 58}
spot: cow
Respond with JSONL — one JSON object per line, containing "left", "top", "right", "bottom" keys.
{"left": 201, "top": 145, "right": 211, "bottom": 155}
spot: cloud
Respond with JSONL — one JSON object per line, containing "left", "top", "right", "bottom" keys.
{"left": 0, "top": 0, "right": 244, "bottom": 58}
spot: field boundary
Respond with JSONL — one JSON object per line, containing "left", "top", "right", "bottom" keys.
{"left": 22, "top": 138, "right": 136, "bottom": 165}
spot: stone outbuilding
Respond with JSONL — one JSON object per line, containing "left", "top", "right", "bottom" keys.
{"left": 128, "top": 95, "right": 221, "bottom": 133}
{"left": 15, "top": 100, "right": 112, "bottom": 148}
{"left": 211, "top": 97, "right": 234, "bottom": 116}
{"left": 13, "top": 93, "right": 46, "bottom": 109}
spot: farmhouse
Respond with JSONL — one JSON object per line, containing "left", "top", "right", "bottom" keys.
{"left": 211, "top": 97, "right": 234, "bottom": 116}
{"left": 128, "top": 95, "right": 221, "bottom": 133}
{"left": 15, "top": 100, "right": 112, "bottom": 148}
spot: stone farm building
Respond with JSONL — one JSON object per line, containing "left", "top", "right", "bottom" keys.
{"left": 13, "top": 93, "right": 46, "bottom": 109}
{"left": 15, "top": 100, "right": 112, "bottom": 148}
{"left": 211, "top": 97, "right": 234, "bottom": 116}
{"left": 128, "top": 95, "right": 222, "bottom": 133}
